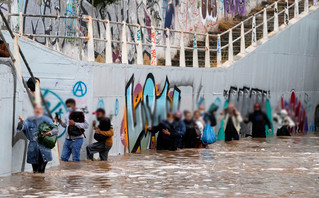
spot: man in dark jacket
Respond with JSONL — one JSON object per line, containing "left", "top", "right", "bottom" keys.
{"left": 148, "top": 112, "right": 185, "bottom": 151}
{"left": 183, "top": 111, "right": 200, "bottom": 148}
{"left": 244, "top": 103, "right": 272, "bottom": 138}
{"left": 173, "top": 111, "right": 186, "bottom": 149}
{"left": 87, "top": 108, "right": 113, "bottom": 161}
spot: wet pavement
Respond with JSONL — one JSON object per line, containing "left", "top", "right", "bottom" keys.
{"left": 1, "top": 133, "right": 319, "bottom": 197}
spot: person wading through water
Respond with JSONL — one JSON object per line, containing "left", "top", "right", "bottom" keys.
{"left": 244, "top": 103, "right": 272, "bottom": 138}
{"left": 17, "top": 105, "right": 58, "bottom": 173}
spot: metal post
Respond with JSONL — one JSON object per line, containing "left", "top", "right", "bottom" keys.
{"left": 122, "top": 21, "right": 128, "bottom": 64}
{"left": 136, "top": 24, "right": 143, "bottom": 65}
{"left": 240, "top": 22, "right": 245, "bottom": 54}
{"left": 228, "top": 29, "right": 233, "bottom": 62}
{"left": 19, "top": 12, "right": 23, "bottom": 35}
{"left": 86, "top": 16, "right": 95, "bottom": 62}
{"left": 13, "top": 35, "right": 22, "bottom": 78}
{"left": 193, "top": 33, "right": 198, "bottom": 68}
{"left": 274, "top": 2, "right": 279, "bottom": 31}
{"left": 34, "top": 80, "right": 41, "bottom": 106}
{"left": 252, "top": 15, "right": 257, "bottom": 46}
{"left": 217, "top": 34, "right": 222, "bottom": 67}
{"left": 165, "top": 28, "right": 171, "bottom": 66}
{"left": 294, "top": 0, "right": 299, "bottom": 18}
{"left": 151, "top": 26, "right": 157, "bottom": 66}
{"left": 0, "top": 9, "right": 51, "bottom": 116}
{"left": 263, "top": 8, "right": 268, "bottom": 39}
{"left": 205, "top": 33, "right": 210, "bottom": 68}
{"left": 180, "top": 31, "right": 185, "bottom": 67}
{"left": 105, "top": 20, "right": 112, "bottom": 64}
{"left": 285, "top": 0, "right": 289, "bottom": 25}
{"left": 304, "top": 0, "right": 309, "bottom": 13}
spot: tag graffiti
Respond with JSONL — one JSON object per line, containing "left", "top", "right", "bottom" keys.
{"left": 121, "top": 73, "right": 181, "bottom": 153}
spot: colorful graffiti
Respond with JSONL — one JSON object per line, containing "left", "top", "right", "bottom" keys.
{"left": 120, "top": 73, "right": 181, "bottom": 153}
{"left": 8, "top": 0, "right": 259, "bottom": 63}
{"left": 224, "top": 0, "right": 246, "bottom": 19}
{"left": 220, "top": 86, "right": 271, "bottom": 138}
{"left": 280, "top": 91, "right": 308, "bottom": 133}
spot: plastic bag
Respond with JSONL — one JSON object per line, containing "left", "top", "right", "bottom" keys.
{"left": 38, "top": 122, "right": 58, "bottom": 149}
{"left": 202, "top": 124, "right": 216, "bottom": 145}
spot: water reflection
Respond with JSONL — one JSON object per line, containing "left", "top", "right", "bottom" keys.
{"left": 1, "top": 133, "right": 319, "bottom": 197}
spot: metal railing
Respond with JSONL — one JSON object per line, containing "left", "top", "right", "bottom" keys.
{"left": 6, "top": 0, "right": 316, "bottom": 68}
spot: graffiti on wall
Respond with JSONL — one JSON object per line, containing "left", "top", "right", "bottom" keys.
{"left": 224, "top": 0, "right": 246, "bottom": 19}
{"left": 42, "top": 89, "right": 68, "bottom": 138}
{"left": 223, "top": 86, "right": 270, "bottom": 115}
{"left": 120, "top": 73, "right": 181, "bottom": 153}
{"left": 280, "top": 90, "right": 308, "bottom": 133}
{"left": 219, "top": 86, "right": 272, "bottom": 138}
{"left": 200, "top": 0, "right": 218, "bottom": 24}
{"left": 7, "top": 0, "right": 259, "bottom": 63}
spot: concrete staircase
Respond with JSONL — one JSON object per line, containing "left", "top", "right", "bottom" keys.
{"left": 167, "top": 0, "right": 306, "bottom": 67}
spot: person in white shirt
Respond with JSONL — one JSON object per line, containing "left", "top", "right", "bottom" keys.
{"left": 56, "top": 98, "right": 89, "bottom": 162}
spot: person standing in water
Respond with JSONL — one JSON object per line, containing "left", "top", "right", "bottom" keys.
{"left": 244, "top": 103, "right": 272, "bottom": 138}
{"left": 218, "top": 104, "right": 243, "bottom": 141}
{"left": 17, "top": 105, "right": 58, "bottom": 173}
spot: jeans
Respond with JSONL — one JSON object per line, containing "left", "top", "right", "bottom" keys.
{"left": 61, "top": 138, "right": 83, "bottom": 162}
{"left": 86, "top": 142, "right": 112, "bottom": 161}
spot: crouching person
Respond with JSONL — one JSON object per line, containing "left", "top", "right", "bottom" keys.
{"left": 273, "top": 109, "right": 295, "bottom": 136}
{"left": 87, "top": 108, "right": 113, "bottom": 161}
{"left": 17, "top": 105, "right": 58, "bottom": 173}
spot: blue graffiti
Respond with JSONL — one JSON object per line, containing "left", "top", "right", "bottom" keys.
{"left": 125, "top": 73, "right": 181, "bottom": 153}
{"left": 73, "top": 81, "right": 87, "bottom": 97}
{"left": 97, "top": 99, "right": 105, "bottom": 109}
{"left": 115, "top": 99, "right": 119, "bottom": 116}
{"left": 41, "top": 89, "right": 67, "bottom": 138}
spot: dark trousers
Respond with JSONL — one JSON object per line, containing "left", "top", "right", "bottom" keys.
{"left": 32, "top": 151, "right": 47, "bottom": 173}
{"left": 225, "top": 130, "right": 239, "bottom": 142}
{"left": 86, "top": 142, "right": 111, "bottom": 161}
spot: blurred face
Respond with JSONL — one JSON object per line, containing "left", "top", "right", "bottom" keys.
{"left": 95, "top": 112, "right": 104, "bottom": 120}
{"left": 174, "top": 112, "right": 182, "bottom": 121}
{"left": 167, "top": 114, "right": 174, "bottom": 122}
{"left": 185, "top": 112, "right": 192, "bottom": 120}
{"left": 228, "top": 104, "right": 234, "bottom": 113}
{"left": 34, "top": 105, "right": 44, "bottom": 116}
{"left": 198, "top": 105, "right": 205, "bottom": 115}
{"left": 66, "top": 103, "right": 76, "bottom": 111}
{"left": 254, "top": 106, "right": 260, "bottom": 111}
{"left": 194, "top": 111, "right": 201, "bottom": 119}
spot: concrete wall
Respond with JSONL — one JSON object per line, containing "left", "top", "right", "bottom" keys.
{"left": 0, "top": 59, "right": 60, "bottom": 176}
{"left": 1, "top": 0, "right": 263, "bottom": 62}
{"left": 0, "top": 6, "right": 318, "bottom": 175}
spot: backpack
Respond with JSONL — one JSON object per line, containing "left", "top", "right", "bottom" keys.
{"left": 202, "top": 124, "right": 217, "bottom": 145}
{"left": 68, "top": 111, "right": 85, "bottom": 137}
{"left": 94, "top": 118, "right": 112, "bottom": 142}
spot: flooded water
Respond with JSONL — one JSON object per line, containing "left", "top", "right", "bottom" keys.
{"left": 1, "top": 133, "right": 319, "bottom": 197}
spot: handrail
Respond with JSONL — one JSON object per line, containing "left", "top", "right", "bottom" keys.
{"left": 5, "top": 0, "right": 315, "bottom": 68}
{"left": 0, "top": 9, "right": 53, "bottom": 119}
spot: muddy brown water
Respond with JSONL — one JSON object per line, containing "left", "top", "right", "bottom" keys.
{"left": 1, "top": 133, "right": 319, "bottom": 197}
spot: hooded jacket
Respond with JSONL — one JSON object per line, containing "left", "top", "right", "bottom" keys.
{"left": 218, "top": 113, "right": 243, "bottom": 134}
